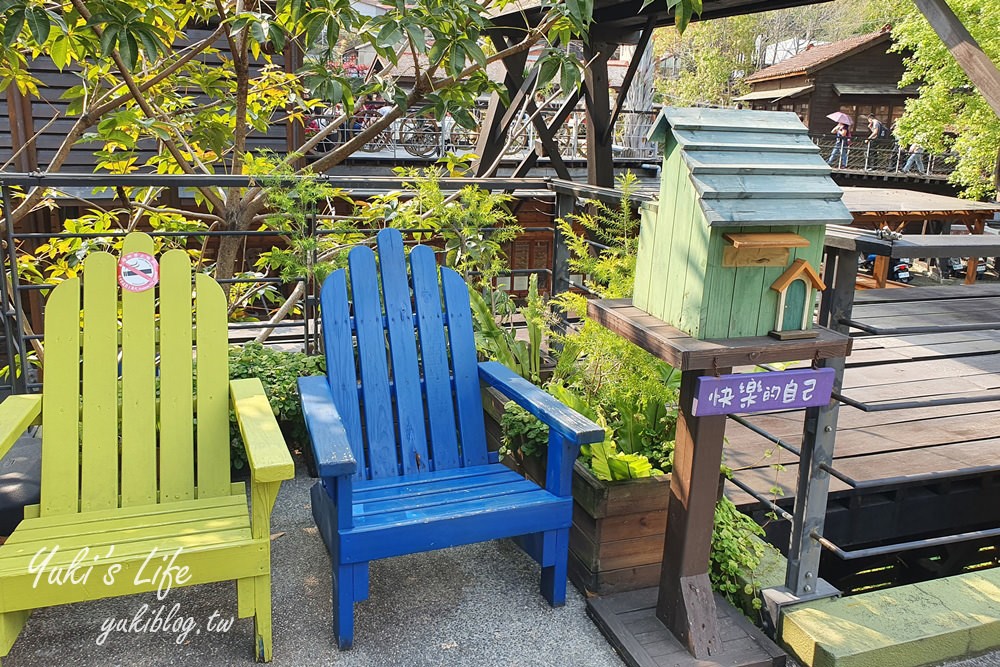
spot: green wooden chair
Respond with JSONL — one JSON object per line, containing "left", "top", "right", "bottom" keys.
{"left": 0, "top": 233, "right": 293, "bottom": 662}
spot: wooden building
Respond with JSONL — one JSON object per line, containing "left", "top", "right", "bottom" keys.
{"left": 736, "top": 28, "right": 917, "bottom": 132}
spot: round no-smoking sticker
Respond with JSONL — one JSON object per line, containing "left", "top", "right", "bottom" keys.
{"left": 118, "top": 252, "right": 159, "bottom": 292}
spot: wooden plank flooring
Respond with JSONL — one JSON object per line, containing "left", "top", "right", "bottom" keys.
{"left": 726, "top": 284, "right": 1000, "bottom": 508}
{"left": 587, "top": 588, "right": 786, "bottom": 667}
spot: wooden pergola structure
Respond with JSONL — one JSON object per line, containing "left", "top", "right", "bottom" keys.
{"left": 474, "top": 0, "right": 832, "bottom": 186}
{"left": 475, "top": 0, "right": 1000, "bottom": 191}
{"left": 842, "top": 187, "right": 1000, "bottom": 231}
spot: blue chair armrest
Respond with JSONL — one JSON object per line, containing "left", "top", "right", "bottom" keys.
{"left": 298, "top": 376, "right": 358, "bottom": 478}
{"left": 478, "top": 361, "right": 604, "bottom": 446}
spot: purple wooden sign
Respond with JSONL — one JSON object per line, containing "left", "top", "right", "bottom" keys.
{"left": 691, "top": 368, "right": 836, "bottom": 416}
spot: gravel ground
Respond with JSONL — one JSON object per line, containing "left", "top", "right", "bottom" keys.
{"left": 5, "top": 461, "right": 625, "bottom": 667}
{"left": 6, "top": 460, "right": 1000, "bottom": 667}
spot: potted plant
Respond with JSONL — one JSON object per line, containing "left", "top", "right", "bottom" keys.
{"left": 499, "top": 318, "right": 682, "bottom": 595}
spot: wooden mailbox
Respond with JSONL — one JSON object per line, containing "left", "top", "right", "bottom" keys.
{"left": 633, "top": 108, "right": 852, "bottom": 340}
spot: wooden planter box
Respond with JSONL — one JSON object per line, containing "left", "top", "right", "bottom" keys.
{"left": 568, "top": 461, "right": 671, "bottom": 596}
{"left": 483, "top": 383, "right": 677, "bottom": 596}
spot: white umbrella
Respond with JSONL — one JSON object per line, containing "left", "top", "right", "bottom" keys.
{"left": 826, "top": 112, "right": 853, "bottom": 125}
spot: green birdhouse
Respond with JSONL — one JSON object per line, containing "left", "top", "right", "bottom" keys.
{"left": 633, "top": 107, "right": 852, "bottom": 340}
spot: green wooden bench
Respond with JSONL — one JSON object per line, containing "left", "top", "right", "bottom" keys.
{"left": 0, "top": 233, "right": 293, "bottom": 662}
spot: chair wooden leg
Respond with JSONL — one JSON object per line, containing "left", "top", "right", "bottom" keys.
{"left": 334, "top": 563, "right": 356, "bottom": 650}
{"left": 0, "top": 610, "right": 29, "bottom": 658}
{"left": 540, "top": 528, "right": 569, "bottom": 607}
{"left": 253, "top": 574, "right": 273, "bottom": 662}
{"left": 237, "top": 577, "right": 255, "bottom": 619}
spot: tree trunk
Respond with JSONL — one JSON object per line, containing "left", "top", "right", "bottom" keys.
{"left": 215, "top": 204, "right": 248, "bottom": 284}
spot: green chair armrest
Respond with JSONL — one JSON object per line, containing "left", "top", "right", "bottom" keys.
{"left": 0, "top": 394, "right": 42, "bottom": 460}
{"left": 230, "top": 378, "right": 295, "bottom": 483}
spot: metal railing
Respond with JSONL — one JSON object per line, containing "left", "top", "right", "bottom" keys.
{"left": 304, "top": 108, "right": 660, "bottom": 161}
{"left": 809, "top": 133, "right": 956, "bottom": 177}
{"left": 0, "top": 173, "right": 613, "bottom": 396}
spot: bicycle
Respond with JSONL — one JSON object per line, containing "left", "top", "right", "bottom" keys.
{"left": 399, "top": 116, "right": 439, "bottom": 157}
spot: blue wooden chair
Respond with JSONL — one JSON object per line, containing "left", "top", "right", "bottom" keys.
{"left": 299, "top": 228, "right": 604, "bottom": 649}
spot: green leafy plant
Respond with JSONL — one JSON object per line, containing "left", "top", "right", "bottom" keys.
{"left": 547, "top": 379, "right": 667, "bottom": 481}
{"left": 499, "top": 402, "right": 549, "bottom": 459}
{"left": 227, "top": 342, "right": 325, "bottom": 469}
{"left": 470, "top": 273, "right": 549, "bottom": 384}
{"left": 555, "top": 170, "right": 642, "bottom": 309}
{"left": 355, "top": 165, "right": 521, "bottom": 290}
{"left": 711, "top": 496, "right": 766, "bottom": 611}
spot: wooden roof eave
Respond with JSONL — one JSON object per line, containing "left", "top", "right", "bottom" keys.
{"left": 745, "top": 32, "right": 892, "bottom": 85}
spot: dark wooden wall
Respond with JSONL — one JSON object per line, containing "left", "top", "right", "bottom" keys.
{"left": 746, "top": 43, "right": 913, "bottom": 133}
{"left": 1, "top": 28, "right": 291, "bottom": 174}
{"left": 810, "top": 48, "right": 910, "bottom": 130}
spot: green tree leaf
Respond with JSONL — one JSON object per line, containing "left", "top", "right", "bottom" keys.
{"left": 537, "top": 56, "right": 560, "bottom": 88}
{"left": 376, "top": 22, "right": 402, "bottom": 49}
{"left": 404, "top": 22, "right": 425, "bottom": 53}
{"left": 119, "top": 30, "right": 138, "bottom": 70}
{"left": 50, "top": 35, "right": 69, "bottom": 69}
{"left": 98, "top": 24, "right": 119, "bottom": 58}
{"left": 2, "top": 9, "right": 24, "bottom": 47}
{"left": 25, "top": 5, "right": 49, "bottom": 44}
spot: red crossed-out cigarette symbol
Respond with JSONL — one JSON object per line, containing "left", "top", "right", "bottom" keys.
{"left": 118, "top": 252, "right": 159, "bottom": 292}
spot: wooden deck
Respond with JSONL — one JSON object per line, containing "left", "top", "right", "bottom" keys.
{"left": 726, "top": 283, "right": 1000, "bottom": 508}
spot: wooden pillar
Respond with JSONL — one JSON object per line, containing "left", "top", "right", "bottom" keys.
{"left": 655, "top": 367, "right": 728, "bottom": 659}
{"left": 583, "top": 41, "right": 614, "bottom": 188}
{"left": 474, "top": 31, "right": 528, "bottom": 177}
{"left": 873, "top": 255, "right": 889, "bottom": 288}
{"left": 965, "top": 218, "right": 986, "bottom": 285}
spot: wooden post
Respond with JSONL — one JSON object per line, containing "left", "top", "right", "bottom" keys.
{"left": 474, "top": 32, "right": 528, "bottom": 177}
{"left": 873, "top": 254, "right": 889, "bottom": 288}
{"left": 655, "top": 367, "right": 729, "bottom": 659}
{"left": 965, "top": 218, "right": 985, "bottom": 285}
{"left": 583, "top": 41, "right": 614, "bottom": 188}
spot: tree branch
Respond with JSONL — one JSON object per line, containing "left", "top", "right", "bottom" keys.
{"left": 6, "top": 26, "right": 228, "bottom": 228}
{"left": 69, "top": 0, "right": 226, "bottom": 212}
{"left": 89, "top": 25, "right": 227, "bottom": 119}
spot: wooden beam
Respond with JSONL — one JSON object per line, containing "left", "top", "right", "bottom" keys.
{"left": 910, "top": 0, "right": 1000, "bottom": 119}
{"left": 474, "top": 32, "right": 528, "bottom": 177}
{"left": 584, "top": 41, "right": 614, "bottom": 188}
{"left": 511, "top": 90, "right": 581, "bottom": 180}
{"left": 604, "top": 18, "right": 654, "bottom": 144}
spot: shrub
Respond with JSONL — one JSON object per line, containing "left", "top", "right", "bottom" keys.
{"left": 228, "top": 343, "right": 325, "bottom": 469}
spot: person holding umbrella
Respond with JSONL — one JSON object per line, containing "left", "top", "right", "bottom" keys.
{"left": 826, "top": 112, "right": 852, "bottom": 168}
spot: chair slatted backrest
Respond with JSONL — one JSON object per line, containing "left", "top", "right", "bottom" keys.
{"left": 38, "top": 233, "right": 232, "bottom": 516}
{"left": 320, "top": 229, "right": 488, "bottom": 480}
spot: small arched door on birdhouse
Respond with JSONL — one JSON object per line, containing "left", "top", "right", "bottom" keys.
{"left": 770, "top": 259, "right": 826, "bottom": 340}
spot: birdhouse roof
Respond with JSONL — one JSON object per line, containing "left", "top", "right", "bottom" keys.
{"left": 771, "top": 258, "right": 826, "bottom": 293}
{"left": 648, "top": 107, "right": 853, "bottom": 228}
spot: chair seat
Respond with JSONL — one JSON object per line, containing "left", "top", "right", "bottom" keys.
{"left": 0, "top": 493, "right": 267, "bottom": 612}
{"left": 339, "top": 464, "right": 572, "bottom": 564}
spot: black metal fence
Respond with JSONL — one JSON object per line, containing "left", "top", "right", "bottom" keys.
{"left": 0, "top": 173, "right": 635, "bottom": 396}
